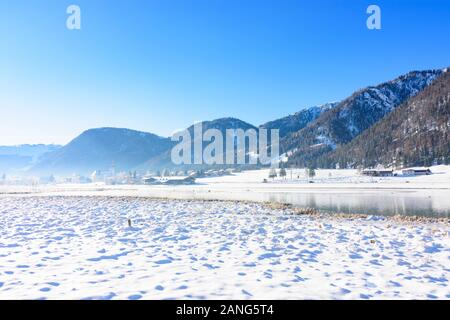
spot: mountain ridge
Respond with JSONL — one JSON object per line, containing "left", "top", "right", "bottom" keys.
{"left": 283, "top": 69, "right": 444, "bottom": 166}
{"left": 138, "top": 117, "right": 258, "bottom": 171}
{"left": 260, "top": 102, "right": 338, "bottom": 138}
{"left": 2, "top": 67, "right": 448, "bottom": 176}
{"left": 317, "top": 69, "right": 450, "bottom": 168}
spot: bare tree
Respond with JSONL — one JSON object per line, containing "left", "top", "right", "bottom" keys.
{"left": 269, "top": 168, "right": 277, "bottom": 180}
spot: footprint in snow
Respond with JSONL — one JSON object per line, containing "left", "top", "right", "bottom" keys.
{"left": 424, "top": 243, "right": 444, "bottom": 254}
{"left": 370, "top": 259, "right": 383, "bottom": 266}
{"left": 349, "top": 253, "right": 363, "bottom": 259}
{"left": 258, "top": 253, "right": 280, "bottom": 260}
{"left": 176, "top": 285, "right": 188, "bottom": 290}
{"left": 242, "top": 289, "right": 252, "bottom": 297}
{"left": 155, "top": 259, "right": 172, "bottom": 265}
{"left": 47, "top": 282, "right": 60, "bottom": 287}
{"left": 339, "top": 288, "right": 351, "bottom": 295}
{"left": 388, "top": 280, "right": 402, "bottom": 287}
{"left": 243, "top": 262, "right": 256, "bottom": 267}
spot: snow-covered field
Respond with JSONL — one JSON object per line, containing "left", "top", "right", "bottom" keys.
{"left": 197, "top": 165, "right": 450, "bottom": 186}
{"left": 0, "top": 196, "right": 448, "bottom": 300}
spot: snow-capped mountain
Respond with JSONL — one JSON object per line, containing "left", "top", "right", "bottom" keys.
{"left": 260, "top": 102, "right": 338, "bottom": 138}
{"left": 31, "top": 128, "right": 172, "bottom": 175}
{"left": 319, "top": 69, "right": 450, "bottom": 168}
{"left": 283, "top": 69, "right": 444, "bottom": 167}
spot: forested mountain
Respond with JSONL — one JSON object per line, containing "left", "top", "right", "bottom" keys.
{"left": 260, "top": 103, "right": 337, "bottom": 138}
{"left": 284, "top": 69, "right": 443, "bottom": 167}
{"left": 317, "top": 69, "right": 450, "bottom": 168}
{"left": 139, "top": 117, "right": 258, "bottom": 170}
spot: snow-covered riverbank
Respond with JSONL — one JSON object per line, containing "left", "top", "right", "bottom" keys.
{"left": 2, "top": 166, "right": 450, "bottom": 217}
{"left": 0, "top": 196, "right": 448, "bottom": 299}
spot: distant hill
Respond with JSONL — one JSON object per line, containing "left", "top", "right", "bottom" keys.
{"left": 318, "top": 69, "right": 450, "bottom": 168}
{"left": 0, "top": 144, "right": 61, "bottom": 174}
{"left": 139, "top": 117, "right": 258, "bottom": 171}
{"left": 31, "top": 128, "right": 172, "bottom": 175}
{"left": 283, "top": 69, "right": 443, "bottom": 167}
{"left": 0, "top": 144, "right": 61, "bottom": 160}
{"left": 0, "top": 155, "right": 34, "bottom": 174}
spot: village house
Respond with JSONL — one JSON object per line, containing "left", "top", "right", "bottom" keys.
{"left": 362, "top": 169, "right": 394, "bottom": 177}
{"left": 143, "top": 175, "right": 196, "bottom": 185}
{"left": 402, "top": 168, "right": 432, "bottom": 176}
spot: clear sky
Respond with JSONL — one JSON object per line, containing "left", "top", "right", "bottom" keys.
{"left": 1, "top": 0, "right": 449, "bottom": 145}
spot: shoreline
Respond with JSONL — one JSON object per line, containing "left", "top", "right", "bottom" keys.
{"left": 1, "top": 175, "right": 449, "bottom": 218}
{"left": 1, "top": 193, "right": 449, "bottom": 225}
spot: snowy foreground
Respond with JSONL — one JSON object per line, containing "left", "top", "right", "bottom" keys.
{"left": 0, "top": 196, "right": 449, "bottom": 300}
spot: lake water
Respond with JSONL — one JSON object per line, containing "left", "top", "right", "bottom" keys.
{"left": 262, "top": 189, "right": 450, "bottom": 218}
{"left": 146, "top": 185, "right": 450, "bottom": 218}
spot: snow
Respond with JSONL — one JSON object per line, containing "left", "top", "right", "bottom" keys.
{"left": 314, "top": 133, "right": 337, "bottom": 149}
{"left": 1, "top": 166, "right": 450, "bottom": 217}
{"left": 0, "top": 166, "right": 449, "bottom": 299}
{"left": 0, "top": 196, "right": 448, "bottom": 300}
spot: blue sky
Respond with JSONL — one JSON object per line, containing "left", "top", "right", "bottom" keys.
{"left": 0, "top": 0, "right": 449, "bottom": 145}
